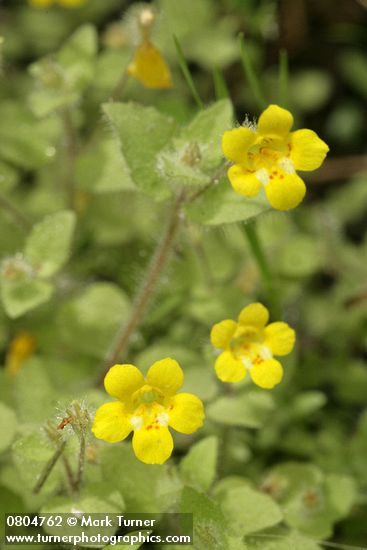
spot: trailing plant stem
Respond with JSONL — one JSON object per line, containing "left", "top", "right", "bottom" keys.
{"left": 99, "top": 194, "right": 185, "bottom": 382}
{"left": 33, "top": 440, "right": 67, "bottom": 494}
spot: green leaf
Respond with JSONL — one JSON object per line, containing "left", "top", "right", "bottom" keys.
{"left": 57, "top": 282, "right": 130, "bottom": 358}
{"left": 180, "top": 487, "right": 230, "bottom": 550}
{"left": 0, "top": 102, "right": 55, "bottom": 169}
{"left": 180, "top": 436, "right": 218, "bottom": 491}
{"left": 14, "top": 358, "right": 56, "bottom": 423}
{"left": 100, "top": 445, "right": 182, "bottom": 513}
{"left": 75, "top": 137, "right": 135, "bottom": 193}
{"left": 103, "top": 532, "right": 151, "bottom": 550}
{"left": 220, "top": 486, "right": 283, "bottom": 536}
{"left": 324, "top": 474, "right": 357, "bottom": 520}
{"left": 246, "top": 532, "right": 322, "bottom": 550}
{"left": 185, "top": 178, "right": 270, "bottom": 226}
{"left": 207, "top": 391, "right": 274, "bottom": 428}
{"left": 12, "top": 430, "right": 61, "bottom": 493}
{"left": 180, "top": 100, "right": 233, "bottom": 168}
{"left": 25, "top": 210, "right": 76, "bottom": 277}
{"left": 0, "top": 402, "right": 17, "bottom": 454}
{"left": 103, "top": 102, "right": 177, "bottom": 199}
{"left": 0, "top": 273, "right": 53, "bottom": 318}
{"left": 57, "top": 24, "right": 97, "bottom": 92}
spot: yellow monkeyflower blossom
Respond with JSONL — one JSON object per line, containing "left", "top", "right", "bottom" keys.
{"left": 5, "top": 332, "right": 36, "bottom": 377}
{"left": 222, "top": 104, "right": 329, "bottom": 211}
{"left": 128, "top": 41, "right": 172, "bottom": 89}
{"left": 92, "top": 358, "right": 204, "bottom": 464}
{"left": 211, "top": 303, "right": 295, "bottom": 389}
{"left": 29, "top": 0, "right": 86, "bottom": 8}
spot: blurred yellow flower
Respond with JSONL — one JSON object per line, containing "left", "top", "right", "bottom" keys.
{"left": 92, "top": 359, "right": 204, "bottom": 464}
{"left": 5, "top": 332, "right": 36, "bottom": 377}
{"left": 128, "top": 42, "right": 172, "bottom": 89}
{"left": 211, "top": 303, "right": 295, "bottom": 389}
{"left": 29, "top": 0, "right": 86, "bottom": 8}
{"left": 222, "top": 104, "right": 329, "bottom": 211}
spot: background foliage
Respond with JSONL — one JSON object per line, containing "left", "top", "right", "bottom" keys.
{"left": 0, "top": 0, "right": 367, "bottom": 549}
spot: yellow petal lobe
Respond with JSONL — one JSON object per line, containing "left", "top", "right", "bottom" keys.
{"left": 222, "top": 127, "right": 256, "bottom": 163}
{"left": 238, "top": 302, "right": 269, "bottom": 328}
{"left": 258, "top": 105, "right": 294, "bottom": 138}
{"left": 147, "top": 358, "right": 184, "bottom": 395}
{"left": 128, "top": 42, "right": 172, "bottom": 89}
{"left": 228, "top": 165, "right": 261, "bottom": 197}
{"left": 210, "top": 319, "right": 237, "bottom": 349}
{"left": 290, "top": 129, "right": 329, "bottom": 171}
{"left": 265, "top": 171, "right": 306, "bottom": 211}
{"left": 92, "top": 402, "right": 132, "bottom": 443}
{"left": 264, "top": 322, "right": 296, "bottom": 356}
{"left": 104, "top": 364, "right": 145, "bottom": 401}
{"left": 132, "top": 426, "right": 173, "bottom": 464}
{"left": 168, "top": 393, "right": 205, "bottom": 434}
{"left": 250, "top": 359, "right": 283, "bottom": 389}
{"left": 214, "top": 351, "right": 246, "bottom": 383}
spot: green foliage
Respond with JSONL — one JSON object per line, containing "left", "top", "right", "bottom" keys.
{"left": 25, "top": 210, "right": 76, "bottom": 277}
{"left": 207, "top": 390, "right": 274, "bottom": 428}
{"left": 0, "top": 402, "right": 17, "bottom": 454}
{"left": 180, "top": 436, "right": 218, "bottom": 491}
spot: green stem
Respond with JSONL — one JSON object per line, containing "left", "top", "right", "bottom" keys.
{"left": 60, "top": 108, "right": 79, "bottom": 208}
{"left": 213, "top": 67, "right": 229, "bottom": 100}
{"left": 98, "top": 193, "right": 185, "bottom": 383}
{"left": 173, "top": 34, "right": 204, "bottom": 109}
{"left": 238, "top": 33, "right": 267, "bottom": 110}
{"left": 33, "top": 440, "right": 66, "bottom": 495}
{"left": 110, "top": 64, "right": 130, "bottom": 102}
{"left": 278, "top": 48, "right": 289, "bottom": 107}
{"left": 242, "top": 221, "right": 280, "bottom": 315}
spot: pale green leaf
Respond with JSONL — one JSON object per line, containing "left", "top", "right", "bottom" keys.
{"left": 185, "top": 178, "right": 270, "bottom": 226}
{"left": 25, "top": 210, "right": 76, "bottom": 277}
{"left": 0, "top": 402, "right": 17, "bottom": 454}
{"left": 220, "top": 486, "right": 282, "bottom": 536}
{"left": 103, "top": 102, "right": 177, "bottom": 199}
{"left": 207, "top": 391, "right": 274, "bottom": 428}
{"left": 180, "top": 436, "right": 218, "bottom": 491}
{"left": 0, "top": 274, "right": 53, "bottom": 318}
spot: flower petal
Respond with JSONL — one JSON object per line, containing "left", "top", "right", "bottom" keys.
{"left": 264, "top": 322, "right": 296, "bottom": 356}
{"left": 222, "top": 127, "right": 256, "bottom": 163}
{"left": 127, "top": 43, "right": 172, "bottom": 89}
{"left": 228, "top": 165, "right": 261, "bottom": 197}
{"left": 250, "top": 359, "right": 283, "bottom": 389}
{"left": 146, "top": 358, "right": 184, "bottom": 395}
{"left": 92, "top": 402, "right": 132, "bottom": 443}
{"left": 104, "top": 364, "right": 145, "bottom": 401}
{"left": 290, "top": 129, "right": 329, "bottom": 171}
{"left": 214, "top": 351, "right": 246, "bottom": 383}
{"left": 132, "top": 426, "right": 173, "bottom": 464}
{"left": 168, "top": 393, "right": 205, "bottom": 434}
{"left": 257, "top": 105, "right": 293, "bottom": 138}
{"left": 210, "top": 319, "right": 237, "bottom": 349}
{"left": 265, "top": 171, "right": 306, "bottom": 211}
{"left": 238, "top": 302, "right": 269, "bottom": 328}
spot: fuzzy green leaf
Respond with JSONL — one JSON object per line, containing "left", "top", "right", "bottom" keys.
{"left": 0, "top": 403, "right": 17, "bottom": 454}
{"left": 207, "top": 391, "right": 274, "bottom": 428}
{"left": 0, "top": 274, "right": 53, "bottom": 318}
{"left": 103, "top": 102, "right": 177, "bottom": 199}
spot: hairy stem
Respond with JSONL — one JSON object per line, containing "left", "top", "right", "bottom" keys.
{"left": 98, "top": 193, "right": 185, "bottom": 383}
{"left": 74, "top": 433, "right": 86, "bottom": 493}
{"left": 0, "top": 194, "right": 32, "bottom": 232}
{"left": 33, "top": 440, "right": 66, "bottom": 495}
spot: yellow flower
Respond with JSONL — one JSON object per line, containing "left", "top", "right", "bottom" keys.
{"left": 222, "top": 105, "right": 329, "bottom": 211}
{"left": 92, "top": 358, "right": 204, "bottom": 464}
{"left": 5, "top": 332, "right": 36, "bottom": 377}
{"left": 211, "top": 303, "right": 295, "bottom": 389}
{"left": 128, "top": 41, "right": 172, "bottom": 89}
